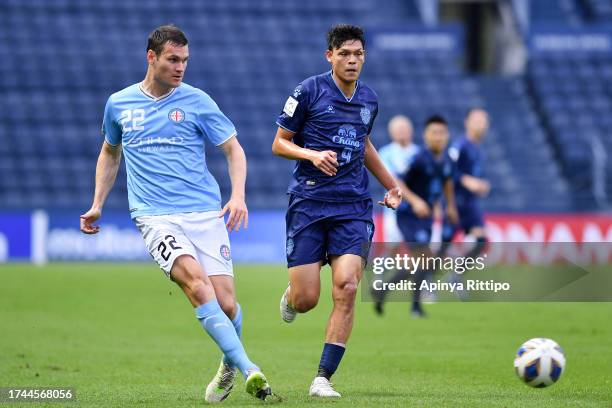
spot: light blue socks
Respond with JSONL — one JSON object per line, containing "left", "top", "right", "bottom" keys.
{"left": 195, "top": 300, "right": 256, "bottom": 378}
{"left": 223, "top": 303, "right": 242, "bottom": 368}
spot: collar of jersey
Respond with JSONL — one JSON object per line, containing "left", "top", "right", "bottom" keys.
{"left": 425, "top": 148, "right": 445, "bottom": 163}
{"left": 138, "top": 82, "right": 177, "bottom": 101}
{"left": 462, "top": 134, "right": 478, "bottom": 146}
{"left": 328, "top": 70, "right": 359, "bottom": 102}
{"left": 394, "top": 142, "right": 416, "bottom": 152}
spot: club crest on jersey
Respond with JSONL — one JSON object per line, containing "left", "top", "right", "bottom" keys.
{"left": 286, "top": 238, "right": 294, "bottom": 256}
{"left": 168, "top": 108, "right": 185, "bottom": 123}
{"left": 220, "top": 244, "right": 231, "bottom": 261}
{"left": 360, "top": 107, "right": 371, "bottom": 125}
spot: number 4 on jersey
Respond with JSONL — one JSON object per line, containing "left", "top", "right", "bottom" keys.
{"left": 340, "top": 147, "right": 352, "bottom": 166}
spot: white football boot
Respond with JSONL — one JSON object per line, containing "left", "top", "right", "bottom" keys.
{"left": 309, "top": 376, "right": 341, "bottom": 398}
{"left": 205, "top": 360, "right": 237, "bottom": 402}
{"left": 279, "top": 285, "right": 297, "bottom": 323}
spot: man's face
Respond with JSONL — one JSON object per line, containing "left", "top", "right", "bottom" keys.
{"left": 326, "top": 39, "right": 365, "bottom": 83}
{"left": 389, "top": 118, "right": 413, "bottom": 146}
{"left": 148, "top": 42, "right": 189, "bottom": 88}
{"left": 424, "top": 123, "right": 449, "bottom": 154}
{"left": 465, "top": 109, "right": 489, "bottom": 141}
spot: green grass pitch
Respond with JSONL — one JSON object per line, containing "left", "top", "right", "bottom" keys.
{"left": 1, "top": 263, "right": 611, "bottom": 407}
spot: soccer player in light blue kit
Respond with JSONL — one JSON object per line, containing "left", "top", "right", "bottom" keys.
{"left": 378, "top": 115, "right": 420, "bottom": 243}
{"left": 79, "top": 25, "right": 272, "bottom": 402}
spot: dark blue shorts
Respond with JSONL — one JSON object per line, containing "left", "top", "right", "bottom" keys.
{"left": 441, "top": 202, "right": 484, "bottom": 241}
{"left": 457, "top": 201, "right": 485, "bottom": 234}
{"left": 285, "top": 195, "right": 374, "bottom": 267}
{"left": 441, "top": 202, "right": 484, "bottom": 240}
{"left": 397, "top": 212, "right": 433, "bottom": 244}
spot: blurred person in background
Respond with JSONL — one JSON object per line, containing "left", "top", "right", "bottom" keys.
{"left": 447, "top": 108, "right": 491, "bottom": 257}
{"left": 374, "top": 115, "right": 458, "bottom": 318}
{"left": 378, "top": 115, "right": 420, "bottom": 244}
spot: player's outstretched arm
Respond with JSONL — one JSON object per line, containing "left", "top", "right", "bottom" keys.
{"left": 460, "top": 174, "right": 490, "bottom": 197}
{"left": 80, "top": 141, "right": 122, "bottom": 234}
{"left": 218, "top": 135, "right": 248, "bottom": 232}
{"left": 272, "top": 127, "right": 338, "bottom": 176}
{"left": 396, "top": 177, "right": 430, "bottom": 218}
{"left": 363, "top": 137, "right": 401, "bottom": 209}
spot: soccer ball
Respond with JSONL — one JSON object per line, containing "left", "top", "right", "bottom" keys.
{"left": 514, "top": 338, "right": 566, "bottom": 387}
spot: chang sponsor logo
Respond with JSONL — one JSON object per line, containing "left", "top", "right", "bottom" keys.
{"left": 332, "top": 124, "right": 361, "bottom": 148}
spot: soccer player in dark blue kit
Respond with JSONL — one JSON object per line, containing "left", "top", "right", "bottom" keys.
{"left": 446, "top": 108, "right": 490, "bottom": 256}
{"left": 272, "top": 24, "right": 402, "bottom": 398}
{"left": 375, "top": 115, "right": 458, "bottom": 317}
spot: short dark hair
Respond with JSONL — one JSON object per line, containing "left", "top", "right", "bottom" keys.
{"left": 425, "top": 115, "right": 448, "bottom": 127}
{"left": 147, "top": 25, "right": 188, "bottom": 56}
{"left": 327, "top": 24, "right": 365, "bottom": 50}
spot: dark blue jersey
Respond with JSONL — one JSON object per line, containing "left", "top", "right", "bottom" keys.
{"left": 399, "top": 147, "right": 453, "bottom": 216}
{"left": 276, "top": 71, "right": 378, "bottom": 202}
{"left": 449, "top": 136, "right": 483, "bottom": 205}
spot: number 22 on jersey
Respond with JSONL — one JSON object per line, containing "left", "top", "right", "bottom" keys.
{"left": 120, "top": 109, "right": 145, "bottom": 132}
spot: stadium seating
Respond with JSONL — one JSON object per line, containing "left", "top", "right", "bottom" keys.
{"left": 0, "top": 0, "right": 605, "bottom": 212}
{"left": 477, "top": 76, "right": 572, "bottom": 211}
{"left": 529, "top": 0, "right": 584, "bottom": 25}
{"left": 527, "top": 50, "right": 612, "bottom": 209}
{"left": 583, "top": 0, "right": 612, "bottom": 21}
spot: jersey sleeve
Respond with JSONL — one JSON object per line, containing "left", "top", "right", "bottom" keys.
{"left": 276, "top": 82, "right": 310, "bottom": 133}
{"left": 451, "top": 142, "right": 472, "bottom": 178}
{"left": 401, "top": 153, "right": 420, "bottom": 184}
{"left": 443, "top": 155, "right": 455, "bottom": 182}
{"left": 197, "top": 92, "right": 237, "bottom": 146}
{"left": 102, "top": 96, "right": 122, "bottom": 146}
{"left": 367, "top": 102, "right": 378, "bottom": 136}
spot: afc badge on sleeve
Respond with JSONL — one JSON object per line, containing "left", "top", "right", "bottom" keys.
{"left": 283, "top": 97, "right": 299, "bottom": 117}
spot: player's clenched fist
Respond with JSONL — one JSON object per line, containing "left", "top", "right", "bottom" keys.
{"left": 310, "top": 150, "right": 338, "bottom": 176}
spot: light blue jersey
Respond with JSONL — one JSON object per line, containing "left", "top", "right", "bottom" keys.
{"left": 102, "top": 82, "right": 236, "bottom": 218}
{"left": 378, "top": 142, "right": 419, "bottom": 214}
{"left": 378, "top": 142, "right": 419, "bottom": 177}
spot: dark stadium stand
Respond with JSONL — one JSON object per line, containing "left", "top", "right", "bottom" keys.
{"left": 0, "top": 0, "right": 609, "bottom": 212}
{"left": 527, "top": 51, "right": 612, "bottom": 210}
{"left": 584, "top": 0, "right": 612, "bottom": 21}
{"left": 478, "top": 76, "right": 572, "bottom": 211}
{"left": 529, "top": 0, "right": 584, "bottom": 24}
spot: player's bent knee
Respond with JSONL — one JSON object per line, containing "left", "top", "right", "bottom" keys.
{"left": 334, "top": 281, "right": 359, "bottom": 304}
{"left": 185, "top": 275, "right": 216, "bottom": 304}
{"left": 292, "top": 294, "right": 318, "bottom": 313}
{"left": 218, "top": 298, "right": 237, "bottom": 318}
